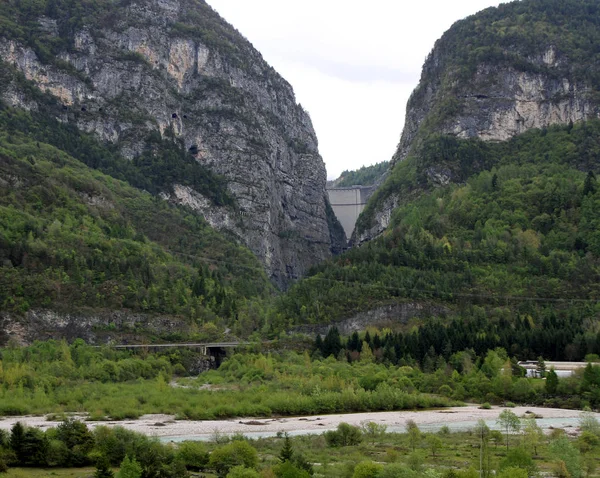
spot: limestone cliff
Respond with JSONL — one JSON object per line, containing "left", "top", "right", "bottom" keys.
{"left": 355, "top": 0, "right": 600, "bottom": 243}
{"left": 0, "top": 0, "right": 344, "bottom": 287}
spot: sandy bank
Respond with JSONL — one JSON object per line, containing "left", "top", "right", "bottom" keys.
{"left": 0, "top": 406, "right": 595, "bottom": 441}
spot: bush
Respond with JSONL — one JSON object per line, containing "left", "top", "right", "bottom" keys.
{"left": 176, "top": 441, "right": 209, "bottom": 471}
{"left": 353, "top": 461, "right": 383, "bottom": 478}
{"left": 226, "top": 466, "right": 261, "bottom": 478}
{"left": 379, "top": 464, "right": 419, "bottom": 478}
{"left": 272, "top": 461, "right": 312, "bottom": 478}
{"left": 499, "top": 448, "right": 537, "bottom": 476}
{"left": 324, "top": 423, "right": 362, "bottom": 447}
{"left": 209, "top": 440, "right": 258, "bottom": 477}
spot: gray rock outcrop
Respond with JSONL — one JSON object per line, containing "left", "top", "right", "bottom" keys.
{"left": 0, "top": 0, "right": 345, "bottom": 287}
{"left": 355, "top": 12, "right": 600, "bottom": 244}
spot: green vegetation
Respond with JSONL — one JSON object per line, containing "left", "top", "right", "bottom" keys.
{"left": 0, "top": 341, "right": 456, "bottom": 419}
{"left": 0, "top": 115, "right": 269, "bottom": 319}
{"left": 1, "top": 410, "right": 600, "bottom": 477}
{"left": 2, "top": 339, "right": 600, "bottom": 420}
{"left": 332, "top": 162, "right": 389, "bottom": 188}
{"left": 279, "top": 122, "right": 600, "bottom": 369}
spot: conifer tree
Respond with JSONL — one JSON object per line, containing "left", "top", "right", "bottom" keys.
{"left": 278, "top": 433, "right": 294, "bottom": 463}
{"left": 583, "top": 171, "right": 597, "bottom": 196}
{"left": 9, "top": 422, "right": 25, "bottom": 465}
{"left": 545, "top": 368, "right": 559, "bottom": 394}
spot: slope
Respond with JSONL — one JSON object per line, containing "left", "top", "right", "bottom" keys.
{"left": 0, "top": 103, "right": 271, "bottom": 344}
{"left": 277, "top": 120, "right": 600, "bottom": 361}
{"left": 356, "top": 0, "right": 600, "bottom": 243}
{"left": 0, "top": 0, "right": 344, "bottom": 287}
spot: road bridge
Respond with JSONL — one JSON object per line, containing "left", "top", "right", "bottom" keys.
{"left": 96, "top": 342, "right": 247, "bottom": 366}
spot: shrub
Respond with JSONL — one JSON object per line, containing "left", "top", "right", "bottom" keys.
{"left": 209, "top": 440, "right": 258, "bottom": 477}
{"left": 499, "top": 448, "right": 537, "bottom": 476}
{"left": 324, "top": 423, "right": 362, "bottom": 447}
{"left": 352, "top": 461, "right": 383, "bottom": 478}
{"left": 116, "top": 455, "right": 142, "bottom": 478}
{"left": 227, "top": 466, "right": 261, "bottom": 478}
{"left": 272, "top": 460, "right": 312, "bottom": 478}
{"left": 176, "top": 441, "right": 209, "bottom": 471}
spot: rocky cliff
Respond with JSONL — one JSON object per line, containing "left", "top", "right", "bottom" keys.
{"left": 0, "top": 0, "right": 344, "bottom": 287}
{"left": 355, "top": 0, "right": 600, "bottom": 243}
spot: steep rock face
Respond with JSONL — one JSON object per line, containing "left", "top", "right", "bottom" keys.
{"left": 355, "top": 0, "right": 600, "bottom": 243}
{"left": 0, "top": 309, "right": 191, "bottom": 345}
{"left": 0, "top": 0, "right": 344, "bottom": 287}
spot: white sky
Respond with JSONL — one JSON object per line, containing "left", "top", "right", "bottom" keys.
{"left": 206, "top": 1, "right": 505, "bottom": 179}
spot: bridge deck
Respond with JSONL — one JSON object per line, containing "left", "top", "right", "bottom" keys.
{"left": 94, "top": 342, "right": 244, "bottom": 349}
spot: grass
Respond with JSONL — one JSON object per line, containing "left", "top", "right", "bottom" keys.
{"left": 0, "top": 377, "right": 457, "bottom": 420}
{"left": 224, "top": 429, "right": 600, "bottom": 477}
{"left": 4, "top": 468, "right": 99, "bottom": 477}
{"left": 4, "top": 428, "right": 599, "bottom": 477}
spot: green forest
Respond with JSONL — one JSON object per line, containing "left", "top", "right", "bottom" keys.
{"left": 0, "top": 111, "right": 270, "bottom": 325}
{"left": 279, "top": 121, "right": 600, "bottom": 363}
{"left": 331, "top": 162, "right": 389, "bottom": 188}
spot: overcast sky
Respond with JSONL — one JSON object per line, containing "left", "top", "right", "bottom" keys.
{"left": 206, "top": 1, "right": 506, "bottom": 180}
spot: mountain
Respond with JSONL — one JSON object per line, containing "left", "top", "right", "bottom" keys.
{"left": 275, "top": 0, "right": 600, "bottom": 361}
{"left": 355, "top": 0, "right": 600, "bottom": 243}
{"left": 0, "top": 122, "right": 271, "bottom": 344}
{"left": 328, "top": 161, "right": 390, "bottom": 188}
{"left": 0, "top": 0, "right": 345, "bottom": 288}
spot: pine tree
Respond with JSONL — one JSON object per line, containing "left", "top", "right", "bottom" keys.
{"left": 323, "top": 327, "right": 342, "bottom": 358}
{"left": 314, "top": 334, "right": 323, "bottom": 355}
{"left": 9, "top": 422, "right": 26, "bottom": 465}
{"left": 347, "top": 331, "right": 360, "bottom": 352}
{"left": 278, "top": 433, "right": 294, "bottom": 463}
{"left": 583, "top": 171, "right": 597, "bottom": 196}
{"left": 536, "top": 356, "right": 546, "bottom": 378}
{"left": 372, "top": 334, "right": 382, "bottom": 350}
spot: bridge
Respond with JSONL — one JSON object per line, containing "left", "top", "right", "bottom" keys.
{"left": 102, "top": 342, "right": 243, "bottom": 353}
{"left": 97, "top": 342, "right": 246, "bottom": 366}
{"left": 327, "top": 185, "right": 376, "bottom": 239}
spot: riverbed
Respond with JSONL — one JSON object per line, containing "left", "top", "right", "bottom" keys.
{"left": 1, "top": 405, "right": 596, "bottom": 442}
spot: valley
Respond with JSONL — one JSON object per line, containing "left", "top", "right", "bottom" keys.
{"left": 1, "top": 0, "right": 600, "bottom": 476}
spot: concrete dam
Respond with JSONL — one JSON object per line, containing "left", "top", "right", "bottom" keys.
{"left": 327, "top": 186, "right": 376, "bottom": 240}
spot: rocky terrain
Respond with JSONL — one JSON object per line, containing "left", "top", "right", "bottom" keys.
{"left": 0, "top": 0, "right": 345, "bottom": 287}
{"left": 354, "top": 1, "right": 600, "bottom": 243}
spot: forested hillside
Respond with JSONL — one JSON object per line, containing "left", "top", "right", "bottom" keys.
{"left": 0, "top": 0, "right": 342, "bottom": 287}
{"left": 356, "top": 0, "right": 600, "bottom": 242}
{"left": 0, "top": 103, "right": 270, "bottom": 331}
{"left": 330, "top": 161, "right": 389, "bottom": 188}
{"left": 278, "top": 120, "right": 600, "bottom": 361}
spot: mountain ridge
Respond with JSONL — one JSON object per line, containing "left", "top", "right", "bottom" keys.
{"left": 0, "top": 0, "right": 345, "bottom": 288}
{"left": 354, "top": 0, "right": 600, "bottom": 244}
